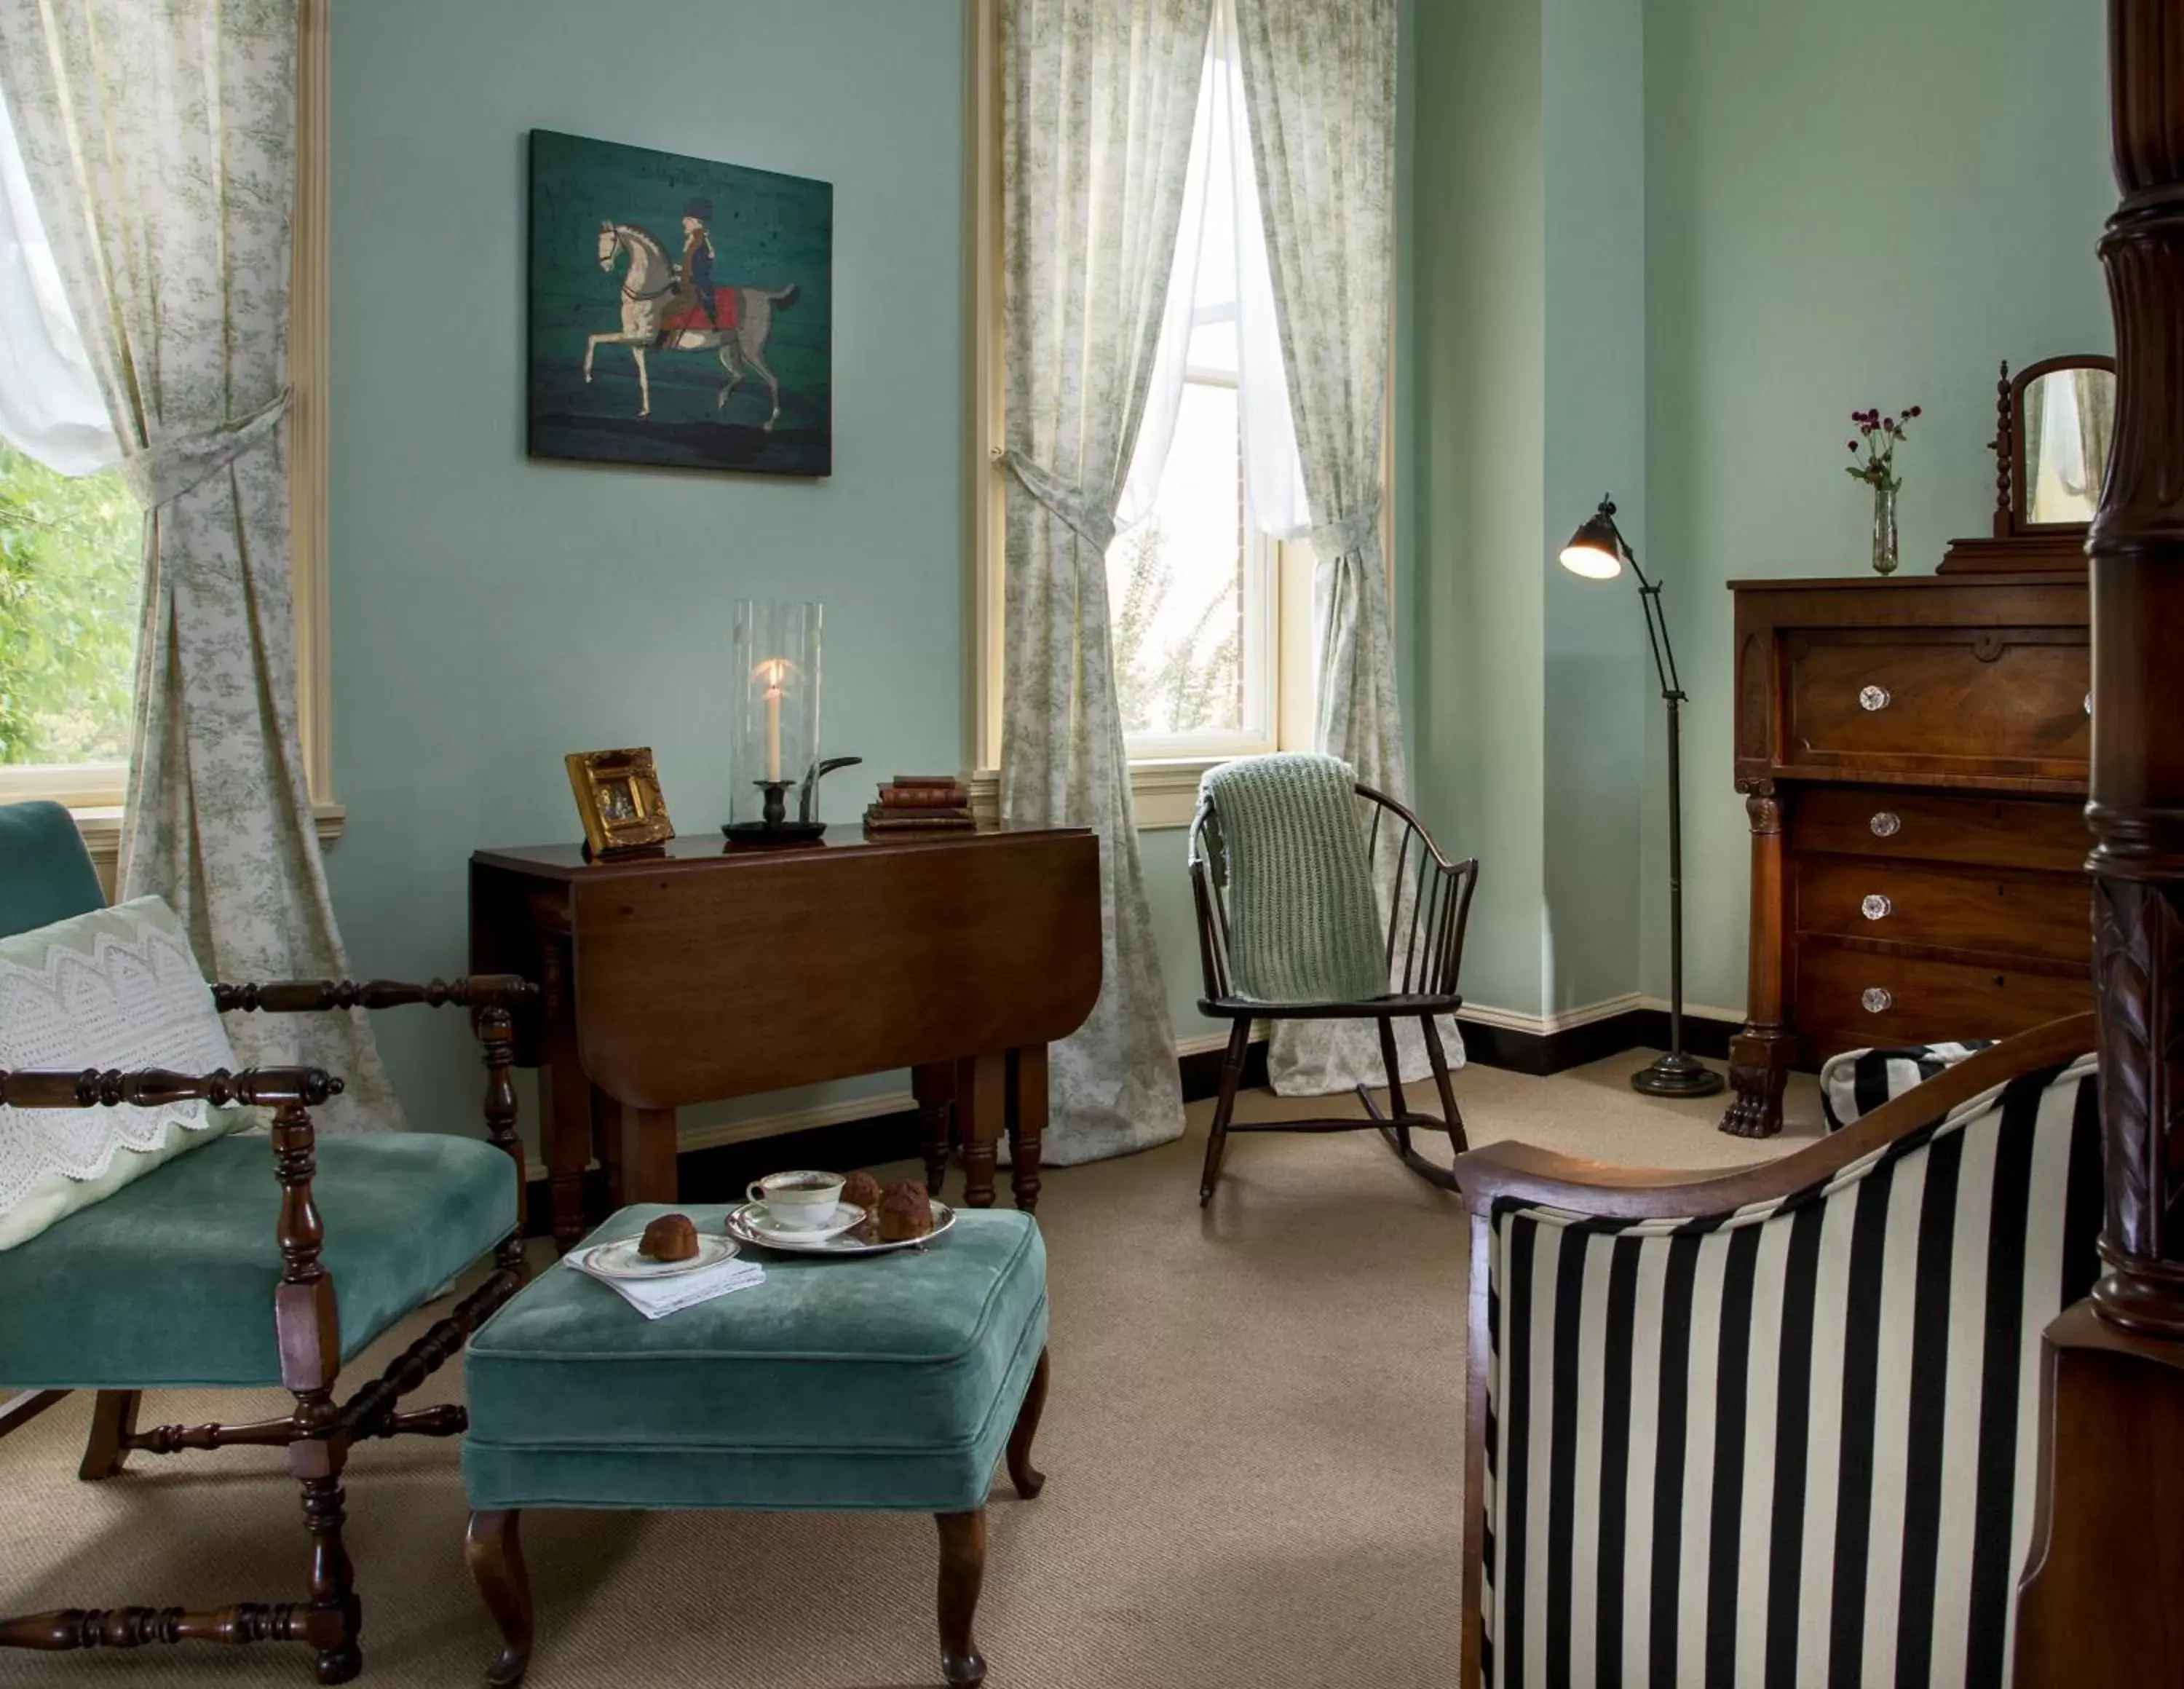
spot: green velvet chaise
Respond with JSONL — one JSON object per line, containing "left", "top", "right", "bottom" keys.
{"left": 0, "top": 800, "right": 535, "bottom": 1684}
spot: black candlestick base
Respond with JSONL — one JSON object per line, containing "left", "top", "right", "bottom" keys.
{"left": 721, "top": 819, "right": 825, "bottom": 849}
{"left": 721, "top": 778, "right": 825, "bottom": 849}
{"left": 1631, "top": 1049, "right": 1726, "bottom": 1098}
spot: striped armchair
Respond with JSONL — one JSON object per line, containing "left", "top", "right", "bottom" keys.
{"left": 1457, "top": 1014, "right": 2100, "bottom": 1688}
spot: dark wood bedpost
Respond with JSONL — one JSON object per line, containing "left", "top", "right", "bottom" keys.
{"left": 2014, "top": 4, "right": 2184, "bottom": 1679}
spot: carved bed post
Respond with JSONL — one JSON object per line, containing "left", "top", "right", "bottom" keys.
{"left": 2014, "top": 4, "right": 2184, "bottom": 1680}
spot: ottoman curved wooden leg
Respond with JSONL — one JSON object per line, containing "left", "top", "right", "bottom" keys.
{"left": 1005, "top": 1348, "right": 1049, "bottom": 1499}
{"left": 464, "top": 1509, "right": 533, "bottom": 1687}
{"left": 935, "top": 1509, "right": 987, "bottom": 1688}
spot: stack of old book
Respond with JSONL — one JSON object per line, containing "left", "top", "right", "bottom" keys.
{"left": 863, "top": 775, "right": 976, "bottom": 836}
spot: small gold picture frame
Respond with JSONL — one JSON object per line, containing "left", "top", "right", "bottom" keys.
{"left": 565, "top": 748, "right": 676, "bottom": 858}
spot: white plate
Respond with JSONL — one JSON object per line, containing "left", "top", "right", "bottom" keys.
{"left": 575, "top": 1233, "right": 739, "bottom": 1281}
{"left": 727, "top": 1200, "right": 957, "bottom": 1257}
{"left": 743, "top": 1201, "right": 866, "bottom": 1242}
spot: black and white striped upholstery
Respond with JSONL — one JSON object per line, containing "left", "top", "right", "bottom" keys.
{"left": 1819, "top": 1042, "right": 1996, "bottom": 1133}
{"left": 1479, "top": 1056, "right": 2101, "bottom": 1688}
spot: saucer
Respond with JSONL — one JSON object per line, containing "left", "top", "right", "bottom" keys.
{"left": 576, "top": 1234, "right": 738, "bottom": 1281}
{"left": 727, "top": 1200, "right": 958, "bottom": 1257}
{"left": 743, "top": 1201, "right": 864, "bottom": 1242}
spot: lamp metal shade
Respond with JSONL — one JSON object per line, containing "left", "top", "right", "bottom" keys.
{"left": 1559, "top": 511, "right": 1625, "bottom": 580}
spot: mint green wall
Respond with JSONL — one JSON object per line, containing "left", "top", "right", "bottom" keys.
{"left": 1641, "top": 0, "right": 2113, "bottom": 1013}
{"left": 328, "top": 0, "right": 1309, "bottom": 1133}
{"left": 328, "top": 0, "right": 978, "bottom": 1129}
{"left": 1411, "top": 0, "right": 1650, "bottom": 1023}
{"left": 1409, "top": 0, "right": 2112, "bottom": 1028}
{"left": 1541, "top": 0, "right": 1647, "bottom": 1015}
{"left": 1412, "top": 0, "right": 1549, "bottom": 1020}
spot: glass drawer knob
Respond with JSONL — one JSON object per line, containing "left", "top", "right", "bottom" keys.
{"left": 1861, "top": 986, "right": 1894, "bottom": 1014}
{"left": 1861, "top": 893, "right": 1894, "bottom": 920}
{"left": 1870, "top": 810, "right": 1902, "bottom": 838}
{"left": 1859, "top": 684, "right": 1891, "bottom": 711}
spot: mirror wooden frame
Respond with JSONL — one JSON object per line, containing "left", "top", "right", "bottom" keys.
{"left": 1940, "top": 353, "right": 2116, "bottom": 573}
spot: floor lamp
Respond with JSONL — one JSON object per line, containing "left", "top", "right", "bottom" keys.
{"left": 1559, "top": 495, "right": 1725, "bottom": 1099}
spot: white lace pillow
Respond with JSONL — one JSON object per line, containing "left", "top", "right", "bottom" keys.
{"left": 0, "top": 896, "right": 240, "bottom": 1251}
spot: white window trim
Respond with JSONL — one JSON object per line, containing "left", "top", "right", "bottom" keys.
{"left": 2, "top": 0, "right": 341, "bottom": 882}
{"left": 963, "top": 0, "right": 1396, "bottom": 832}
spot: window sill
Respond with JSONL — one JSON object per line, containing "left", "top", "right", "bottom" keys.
{"left": 70, "top": 802, "right": 347, "bottom": 893}
{"left": 965, "top": 758, "right": 1223, "bottom": 832}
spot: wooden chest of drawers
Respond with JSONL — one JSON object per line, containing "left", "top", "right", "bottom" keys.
{"left": 1722, "top": 574, "right": 2092, "bottom": 1136}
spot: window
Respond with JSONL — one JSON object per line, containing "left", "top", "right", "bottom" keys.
{"left": 0, "top": 446, "right": 138, "bottom": 776}
{"left": 0, "top": 0, "right": 339, "bottom": 868}
{"left": 969, "top": 1, "right": 1344, "bottom": 827}
{"left": 1106, "top": 55, "right": 1275, "bottom": 762}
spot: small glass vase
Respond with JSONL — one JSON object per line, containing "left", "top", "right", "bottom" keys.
{"left": 1870, "top": 481, "right": 1901, "bottom": 577}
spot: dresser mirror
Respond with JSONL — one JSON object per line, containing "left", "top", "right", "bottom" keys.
{"left": 1940, "top": 353, "right": 2115, "bottom": 573}
{"left": 2017, "top": 357, "right": 2115, "bottom": 527}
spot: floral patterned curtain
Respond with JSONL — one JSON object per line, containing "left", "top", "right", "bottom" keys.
{"left": 0, "top": 0, "right": 397, "bottom": 1130}
{"left": 1000, "top": 0, "right": 1212, "bottom": 1163}
{"left": 1233, "top": 0, "right": 1457, "bottom": 1094}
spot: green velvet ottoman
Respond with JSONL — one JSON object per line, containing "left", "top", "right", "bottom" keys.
{"left": 459, "top": 1203, "right": 1050, "bottom": 1687}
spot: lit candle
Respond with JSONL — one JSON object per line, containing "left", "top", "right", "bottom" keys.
{"left": 763, "top": 661, "right": 783, "bottom": 782}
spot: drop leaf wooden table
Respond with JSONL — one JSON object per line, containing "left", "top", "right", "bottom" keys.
{"left": 470, "top": 828, "right": 1101, "bottom": 1249}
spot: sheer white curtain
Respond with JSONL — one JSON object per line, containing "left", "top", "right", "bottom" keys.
{"left": 0, "top": 86, "right": 115, "bottom": 475}
{"left": 1231, "top": 0, "right": 1455, "bottom": 1094}
{"left": 0, "top": 0, "right": 398, "bottom": 1130}
{"left": 1000, "top": 0, "right": 1213, "bottom": 1164}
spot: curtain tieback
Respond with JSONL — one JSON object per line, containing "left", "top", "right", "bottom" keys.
{"left": 119, "top": 387, "right": 292, "bottom": 510}
{"left": 1310, "top": 497, "right": 1383, "bottom": 562}
{"left": 1001, "top": 448, "right": 1118, "bottom": 554}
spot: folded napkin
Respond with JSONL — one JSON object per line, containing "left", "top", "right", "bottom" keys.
{"left": 566, "top": 1246, "right": 766, "bottom": 1320}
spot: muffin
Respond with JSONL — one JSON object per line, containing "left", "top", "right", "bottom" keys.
{"left": 877, "top": 1180, "right": 935, "bottom": 1242}
{"left": 638, "top": 1212, "right": 700, "bottom": 1262}
{"left": 841, "top": 1170, "right": 884, "bottom": 1220}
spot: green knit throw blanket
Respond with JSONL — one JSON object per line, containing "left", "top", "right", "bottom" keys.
{"left": 1200, "top": 753, "right": 1388, "bottom": 1005}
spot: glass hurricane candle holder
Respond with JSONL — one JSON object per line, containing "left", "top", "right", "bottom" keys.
{"left": 727, "top": 601, "right": 827, "bottom": 841}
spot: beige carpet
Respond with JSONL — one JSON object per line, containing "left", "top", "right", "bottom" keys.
{"left": 0, "top": 1053, "right": 1821, "bottom": 1688}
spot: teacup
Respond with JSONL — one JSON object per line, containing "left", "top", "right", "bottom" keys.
{"left": 746, "top": 1170, "right": 846, "bottom": 1233}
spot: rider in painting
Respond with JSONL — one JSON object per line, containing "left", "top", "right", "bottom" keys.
{"left": 654, "top": 196, "right": 716, "bottom": 347}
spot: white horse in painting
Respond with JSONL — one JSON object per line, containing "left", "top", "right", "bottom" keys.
{"left": 584, "top": 221, "right": 799, "bottom": 430}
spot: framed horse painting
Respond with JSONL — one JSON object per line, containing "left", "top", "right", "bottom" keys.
{"left": 527, "top": 130, "right": 832, "bottom": 476}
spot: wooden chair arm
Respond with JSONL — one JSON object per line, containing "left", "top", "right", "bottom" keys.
{"left": 213, "top": 975, "right": 537, "bottom": 1017}
{"left": 1454, "top": 1010, "right": 2097, "bottom": 1222}
{"left": 0, "top": 1067, "right": 344, "bottom": 1110}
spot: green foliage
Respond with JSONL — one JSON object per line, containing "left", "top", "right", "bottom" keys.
{"left": 0, "top": 443, "right": 139, "bottom": 766}
{"left": 1108, "top": 522, "right": 1241, "bottom": 737}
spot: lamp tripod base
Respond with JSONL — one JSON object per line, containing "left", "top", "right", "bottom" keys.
{"left": 1630, "top": 1049, "right": 1726, "bottom": 1099}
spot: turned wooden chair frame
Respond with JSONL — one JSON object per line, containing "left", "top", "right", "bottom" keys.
{"left": 1187, "top": 780, "right": 1479, "bottom": 1205}
{"left": 1451, "top": 1010, "right": 2097, "bottom": 1684}
{"left": 0, "top": 974, "right": 537, "bottom": 1686}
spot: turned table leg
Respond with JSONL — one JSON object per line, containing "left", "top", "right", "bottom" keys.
{"left": 956, "top": 1053, "right": 1004, "bottom": 1209}
{"left": 617, "top": 1105, "right": 679, "bottom": 1206}
{"left": 935, "top": 1508, "right": 988, "bottom": 1688}
{"left": 465, "top": 1510, "right": 533, "bottom": 1687}
{"left": 914, "top": 1060, "right": 957, "bottom": 1199}
{"left": 1006, "top": 1045, "right": 1046, "bottom": 1214}
{"left": 538, "top": 941, "right": 593, "bottom": 1252}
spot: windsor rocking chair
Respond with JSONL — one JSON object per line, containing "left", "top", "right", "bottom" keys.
{"left": 1187, "top": 778, "right": 1478, "bottom": 1205}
